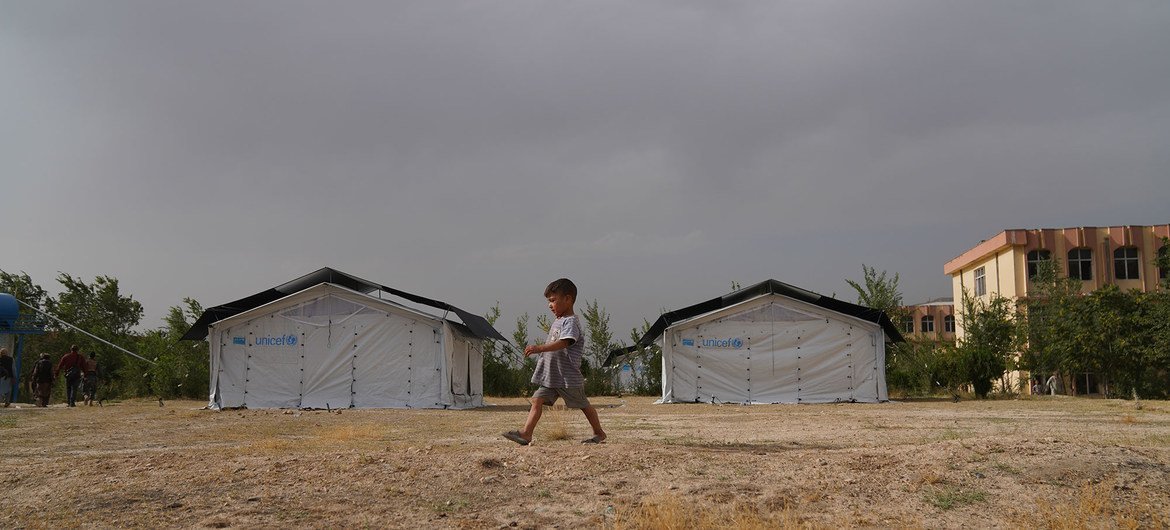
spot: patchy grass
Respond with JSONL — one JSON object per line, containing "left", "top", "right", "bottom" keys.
{"left": 610, "top": 494, "right": 814, "bottom": 530}
{"left": 1028, "top": 481, "right": 1158, "bottom": 530}
{"left": 3, "top": 397, "right": 1169, "bottom": 528}
{"left": 924, "top": 486, "right": 987, "bottom": 510}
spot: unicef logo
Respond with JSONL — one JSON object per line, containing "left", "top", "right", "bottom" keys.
{"left": 700, "top": 337, "right": 745, "bottom": 349}
{"left": 255, "top": 334, "right": 299, "bottom": 347}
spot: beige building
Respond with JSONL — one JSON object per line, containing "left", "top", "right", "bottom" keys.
{"left": 945, "top": 226, "right": 1169, "bottom": 332}
{"left": 944, "top": 225, "right": 1169, "bottom": 394}
{"left": 900, "top": 297, "right": 955, "bottom": 342}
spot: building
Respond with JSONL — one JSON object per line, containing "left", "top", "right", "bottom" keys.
{"left": 945, "top": 226, "right": 1170, "bottom": 324}
{"left": 900, "top": 297, "right": 955, "bottom": 342}
{"left": 943, "top": 225, "right": 1169, "bottom": 394}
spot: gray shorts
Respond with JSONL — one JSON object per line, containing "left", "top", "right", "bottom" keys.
{"left": 532, "top": 386, "right": 591, "bottom": 409}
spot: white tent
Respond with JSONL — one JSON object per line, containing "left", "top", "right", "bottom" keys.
{"left": 607, "top": 280, "right": 903, "bottom": 404}
{"left": 185, "top": 268, "right": 505, "bottom": 410}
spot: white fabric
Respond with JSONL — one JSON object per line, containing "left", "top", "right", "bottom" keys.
{"left": 207, "top": 284, "right": 484, "bottom": 409}
{"left": 661, "top": 294, "right": 888, "bottom": 404}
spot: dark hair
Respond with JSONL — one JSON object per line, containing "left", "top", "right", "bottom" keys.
{"left": 544, "top": 278, "right": 577, "bottom": 300}
{"left": 70, "top": 345, "right": 79, "bottom": 352}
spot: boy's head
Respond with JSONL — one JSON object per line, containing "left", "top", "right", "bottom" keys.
{"left": 544, "top": 278, "right": 577, "bottom": 301}
{"left": 544, "top": 278, "right": 577, "bottom": 317}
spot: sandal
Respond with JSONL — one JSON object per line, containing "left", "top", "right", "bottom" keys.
{"left": 580, "top": 436, "right": 606, "bottom": 444}
{"left": 502, "top": 430, "right": 530, "bottom": 446}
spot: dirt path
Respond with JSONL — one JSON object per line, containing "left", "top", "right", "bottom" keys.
{"left": 2, "top": 396, "right": 1168, "bottom": 528}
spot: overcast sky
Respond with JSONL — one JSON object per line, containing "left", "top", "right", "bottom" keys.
{"left": 2, "top": 1, "right": 1168, "bottom": 341}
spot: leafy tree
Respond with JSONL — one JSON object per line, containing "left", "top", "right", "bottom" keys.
{"left": 845, "top": 265, "right": 918, "bottom": 393}
{"left": 35, "top": 273, "right": 148, "bottom": 399}
{"left": 482, "top": 303, "right": 523, "bottom": 397}
{"left": 142, "top": 298, "right": 209, "bottom": 399}
{"left": 846, "top": 265, "right": 908, "bottom": 321}
{"left": 1017, "top": 259, "right": 1083, "bottom": 392}
{"left": 581, "top": 299, "right": 617, "bottom": 396}
{"left": 1131, "top": 289, "right": 1170, "bottom": 398}
{"left": 957, "top": 293, "right": 1016, "bottom": 398}
{"left": 0, "top": 270, "right": 48, "bottom": 310}
{"left": 623, "top": 319, "right": 662, "bottom": 396}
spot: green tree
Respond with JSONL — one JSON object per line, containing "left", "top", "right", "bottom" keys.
{"left": 1131, "top": 289, "right": 1170, "bottom": 398}
{"left": 581, "top": 299, "right": 617, "bottom": 396}
{"left": 957, "top": 293, "right": 1016, "bottom": 398}
{"left": 0, "top": 270, "right": 48, "bottom": 310}
{"left": 38, "top": 273, "right": 148, "bottom": 398}
{"left": 846, "top": 265, "right": 908, "bottom": 320}
{"left": 846, "top": 265, "right": 917, "bottom": 392}
{"left": 1017, "top": 259, "right": 1084, "bottom": 392}
{"left": 142, "top": 298, "right": 209, "bottom": 399}
{"left": 623, "top": 319, "right": 662, "bottom": 396}
{"left": 482, "top": 303, "right": 521, "bottom": 397}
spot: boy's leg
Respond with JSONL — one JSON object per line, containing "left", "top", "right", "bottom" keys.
{"left": 519, "top": 398, "right": 543, "bottom": 441}
{"left": 581, "top": 406, "right": 606, "bottom": 441}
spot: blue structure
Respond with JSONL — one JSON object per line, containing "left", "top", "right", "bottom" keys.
{"left": 0, "top": 293, "right": 48, "bottom": 402}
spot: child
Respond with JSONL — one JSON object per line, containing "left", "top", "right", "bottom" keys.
{"left": 503, "top": 278, "right": 607, "bottom": 446}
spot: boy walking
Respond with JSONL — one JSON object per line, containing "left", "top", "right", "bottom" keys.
{"left": 503, "top": 278, "right": 606, "bottom": 446}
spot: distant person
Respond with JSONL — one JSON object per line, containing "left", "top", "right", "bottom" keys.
{"left": 55, "top": 345, "right": 85, "bottom": 407}
{"left": 1046, "top": 373, "right": 1061, "bottom": 396}
{"left": 82, "top": 352, "right": 98, "bottom": 406}
{"left": 0, "top": 347, "right": 13, "bottom": 407}
{"left": 31, "top": 353, "right": 54, "bottom": 407}
{"left": 503, "top": 278, "right": 607, "bottom": 446}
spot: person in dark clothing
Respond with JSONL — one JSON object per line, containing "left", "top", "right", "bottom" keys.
{"left": 31, "top": 353, "right": 53, "bottom": 407}
{"left": 0, "top": 347, "right": 14, "bottom": 407}
{"left": 82, "top": 352, "right": 98, "bottom": 406}
{"left": 55, "top": 345, "right": 85, "bottom": 407}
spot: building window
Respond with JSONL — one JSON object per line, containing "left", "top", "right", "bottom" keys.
{"left": 1068, "top": 248, "right": 1092, "bottom": 281}
{"left": 974, "top": 267, "right": 986, "bottom": 296}
{"left": 1159, "top": 245, "right": 1168, "bottom": 280}
{"left": 901, "top": 316, "right": 915, "bottom": 334}
{"left": 920, "top": 315, "right": 935, "bottom": 333}
{"left": 1027, "top": 249, "right": 1051, "bottom": 280}
{"left": 1114, "top": 247, "right": 1140, "bottom": 280}
{"left": 944, "top": 315, "right": 955, "bottom": 333}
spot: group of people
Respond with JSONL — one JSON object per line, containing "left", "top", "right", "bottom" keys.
{"left": 0, "top": 345, "right": 99, "bottom": 408}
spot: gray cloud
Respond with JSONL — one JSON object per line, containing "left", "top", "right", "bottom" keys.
{"left": 2, "top": 1, "right": 1167, "bottom": 337}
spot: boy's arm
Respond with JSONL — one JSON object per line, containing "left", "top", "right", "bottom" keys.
{"left": 524, "top": 338, "right": 574, "bottom": 357}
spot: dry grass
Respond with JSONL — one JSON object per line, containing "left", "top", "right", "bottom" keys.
{"left": 1029, "top": 481, "right": 1159, "bottom": 530}
{"left": 542, "top": 404, "right": 571, "bottom": 441}
{"left": 1120, "top": 414, "right": 1142, "bottom": 425}
{"left": 4, "top": 397, "right": 1170, "bottom": 529}
{"left": 610, "top": 494, "right": 812, "bottom": 530}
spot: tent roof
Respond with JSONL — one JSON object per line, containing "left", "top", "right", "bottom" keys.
{"left": 604, "top": 279, "right": 905, "bottom": 366}
{"left": 181, "top": 267, "right": 506, "bottom": 342}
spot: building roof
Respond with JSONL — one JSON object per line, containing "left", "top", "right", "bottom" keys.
{"left": 604, "top": 279, "right": 904, "bottom": 366}
{"left": 907, "top": 297, "right": 954, "bottom": 307}
{"left": 181, "top": 267, "right": 506, "bottom": 342}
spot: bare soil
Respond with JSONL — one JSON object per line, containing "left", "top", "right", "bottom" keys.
{"left": 2, "top": 396, "right": 1168, "bottom": 529}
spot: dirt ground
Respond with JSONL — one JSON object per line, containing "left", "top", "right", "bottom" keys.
{"left": 2, "top": 395, "right": 1168, "bottom": 529}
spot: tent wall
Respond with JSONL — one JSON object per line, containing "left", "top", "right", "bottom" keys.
{"left": 208, "top": 284, "right": 483, "bottom": 409}
{"left": 662, "top": 294, "right": 887, "bottom": 404}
